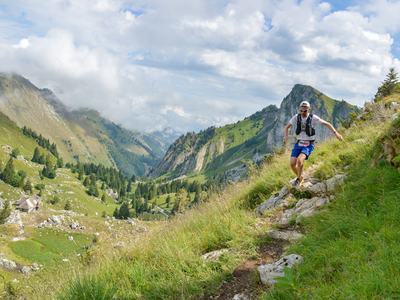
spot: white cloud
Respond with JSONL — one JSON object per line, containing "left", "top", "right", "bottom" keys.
{"left": 0, "top": 0, "right": 399, "bottom": 135}
{"left": 12, "top": 38, "right": 30, "bottom": 49}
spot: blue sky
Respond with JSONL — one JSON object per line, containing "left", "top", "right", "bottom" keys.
{"left": 0, "top": 0, "right": 399, "bottom": 133}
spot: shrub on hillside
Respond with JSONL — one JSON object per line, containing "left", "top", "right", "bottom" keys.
{"left": 10, "top": 147, "right": 20, "bottom": 158}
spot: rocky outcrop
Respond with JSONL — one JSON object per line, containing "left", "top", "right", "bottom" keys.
{"left": 278, "top": 196, "right": 331, "bottom": 226}
{"left": 5, "top": 210, "right": 23, "bottom": 228}
{"left": 256, "top": 175, "right": 345, "bottom": 218}
{"left": 258, "top": 254, "right": 304, "bottom": 285}
{"left": 105, "top": 189, "right": 118, "bottom": 200}
{"left": 201, "top": 249, "right": 229, "bottom": 263}
{"left": 266, "top": 230, "right": 304, "bottom": 241}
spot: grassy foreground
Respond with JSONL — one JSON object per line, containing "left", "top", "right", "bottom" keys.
{"left": 16, "top": 100, "right": 399, "bottom": 299}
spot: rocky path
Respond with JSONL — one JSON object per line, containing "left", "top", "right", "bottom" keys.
{"left": 200, "top": 164, "right": 345, "bottom": 300}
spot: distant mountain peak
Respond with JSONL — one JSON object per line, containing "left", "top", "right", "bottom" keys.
{"left": 149, "top": 84, "right": 359, "bottom": 181}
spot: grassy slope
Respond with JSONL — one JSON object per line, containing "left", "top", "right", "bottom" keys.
{"left": 75, "top": 109, "right": 166, "bottom": 176}
{"left": 0, "top": 113, "right": 122, "bottom": 284}
{"left": 33, "top": 94, "right": 400, "bottom": 300}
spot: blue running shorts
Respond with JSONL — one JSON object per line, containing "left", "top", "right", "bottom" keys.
{"left": 291, "top": 143, "right": 315, "bottom": 160}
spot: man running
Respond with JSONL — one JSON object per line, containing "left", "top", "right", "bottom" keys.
{"left": 283, "top": 101, "right": 343, "bottom": 188}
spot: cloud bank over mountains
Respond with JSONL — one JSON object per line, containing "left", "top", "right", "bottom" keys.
{"left": 0, "top": 0, "right": 399, "bottom": 133}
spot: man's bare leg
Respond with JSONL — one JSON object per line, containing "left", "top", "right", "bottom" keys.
{"left": 290, "top": 157, "right": 298, "bottom": 178}
{"left": 296, "top": 153, "right": 307, "bottom": 180}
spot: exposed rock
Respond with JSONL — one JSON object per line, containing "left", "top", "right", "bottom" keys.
{"left": 50, "top": 215, "right": 61, "bottom": 224}
{"left": 307, "top": 182, "right": 327, "bottom": 197}
{"left": 278, "top": 197, "right": 330, "bottom": 226}
{"left": 281, "top": 194, "right": 296, "bottom": 208}
{"left": 31, "top": 263, "right": 39, "bottom": 271}
{"left": 326, "top": 175, "right": 346, "bottom": 194}
{"left": 20, "top": 266, "right": 31, "bottom": 274}
{"left": 54, "top": 189, "right": 62, "bottom": 194}
{"left": 258, "top": 254, "right": 304, "bottom": 285}
{"left": 114, "top": 242, "right": 126, "bottom": 248}
{"left": 94, "top": 233, "right": 100, "bottom": 236}
{"left": 390, "top": 102, "right": 398, "bottom": 109}
{"left": 233, "top": 294, "right": 250, "bottom": 300}
{"left": 61, "top": 259, "right": 69, "bottom": 262}
{"left": 5, "top": 210, "right": 23, "bottom": 227}
{"left": 68, "top": 236, "right": 73, "bottom": 241}
{"left": 105, "top": 189, "right": 118, "bottom": 200}
{"left": 1, "top": 259, "right": 17, "bottom": 269}
{"left": 201, "top": 249, "right": 229, "bottom": 263}
{"left": 255, "top": 188, "right": 291, "bottom": 216}
{"left": 70, "top": 222, "right": 79, "bottom": 229}
{"left": 127, "top": 219, "right": 136, "bottom": 226}
{"left": 266, "top": 230, "right": 304, "bottom": 241}
{"left": 391, "top": 113, "right": 398, "bottom": 121}
{"left": 305, "top": 178, "right": 320, "bottom": 184}
{"left": 0, "top": 197, "right": 4, "bottom": 209}
{"left": 56, "top": 173, "right": 70, "bottom": 179}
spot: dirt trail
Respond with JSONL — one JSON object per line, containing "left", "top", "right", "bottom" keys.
{"left": 200, "top": 164, "right": 321, "bottom": 299}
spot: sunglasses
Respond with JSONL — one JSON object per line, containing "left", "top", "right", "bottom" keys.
{"left": 300, "top": 109, "right": 308, "bottom": 112}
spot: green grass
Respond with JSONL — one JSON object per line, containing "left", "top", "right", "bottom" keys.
{"left": 7, "top": 94, "right": 397, "bottom": 299}
{"left": 9, "top": 228, "right": 92, "bottom": 266}
{"left": 261, "top": 119, "right": 400, "bottom": 298}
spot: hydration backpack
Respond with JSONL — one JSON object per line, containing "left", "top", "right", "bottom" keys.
{"left": 296, "top": 113, "right": 315, "bottom": 136}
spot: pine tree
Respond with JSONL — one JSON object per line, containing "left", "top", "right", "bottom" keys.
{"left": 0, "top": 201, "right": 11, "bottom": 224}
{"left": 1, "top": 157, "right": 15, "bottom": 185}
{"left": 194, "top": 191, "right": 201, "bottom": 204}
{"left": 78, "top": 167, "right": 84, "bottom": 180}
{"left": 83, "top": 177, "right": 90, "bottom": 187}
{"left": 93, "top": 184, "right": 100, "bottom": 197}
{"left": 64, "top": 201, "right": 71, "bottom": 210}
{"left": 24, "top": 179, "right": 33, "bottom": 193}
{"left": 38, "top": 153, "right": 46, "bottom": 165}
{"left": 119, "top": 202, "right": 130, "bottom": 219}
{"left": 375, "top": 67, "right": 399, "bottom": 100}
{"left": 42, "top": 154, "right": 53, "bottom": 178}
{"left": 172, "top": 189, "right": 189, "bottom": 214}
{"left": 113, "top": 207, "right": 119, "bottom": 218}
{"left": 101, "top": 193, "right": 106, "bottom": 203}
{"left": 57, "top": 157, "right": 63, "bottom": 168}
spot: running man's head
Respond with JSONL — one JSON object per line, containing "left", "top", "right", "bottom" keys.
{"left": 299, "top": 101, "right": 311, "bottom": 117}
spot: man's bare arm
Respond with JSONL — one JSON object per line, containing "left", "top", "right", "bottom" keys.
{"left": 322, "top": 121, "right": 343, "bottom": 141}
{"left": 283, "top": 123, "right": 292, "bottom": 143}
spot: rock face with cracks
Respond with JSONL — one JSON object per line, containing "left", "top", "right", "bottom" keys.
{"left": 258, "top": 254, "right": 304, "bottom": 285}
{"left": 256, "top": 175, "right": 345, "bottom": 218}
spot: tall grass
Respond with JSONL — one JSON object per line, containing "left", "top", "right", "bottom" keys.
{"left": 263, "top": 122, "right": 400, "bottom": 299}
{"left": 51, "top": 179, "right": 269, "bottom": 299}
{"left": 38, "top": 114, "right": 398, "bottom": 300}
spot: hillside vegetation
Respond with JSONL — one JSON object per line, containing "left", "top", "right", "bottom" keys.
{"left": 8, "top": 79, "right": 396, "bottom": 299}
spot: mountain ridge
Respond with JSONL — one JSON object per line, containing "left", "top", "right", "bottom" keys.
{"left": 0, "top": 73, "right": 166, "bottom": 176}
{"left": 149, "top": 84, "right": 360, "bottom": 180}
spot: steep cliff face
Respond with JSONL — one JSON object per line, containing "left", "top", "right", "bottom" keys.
{"left": 149, "top": 84, "right": 359, "bottom": 180}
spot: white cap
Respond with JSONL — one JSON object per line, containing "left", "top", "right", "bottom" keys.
{"left": 300, "top": 101, "right": 310, "bottom": 107}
